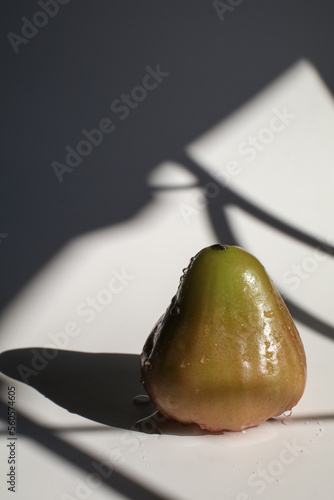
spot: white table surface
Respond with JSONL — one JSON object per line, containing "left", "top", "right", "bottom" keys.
{"left": 1, "top": 59, "right": 334, "bottom": 500}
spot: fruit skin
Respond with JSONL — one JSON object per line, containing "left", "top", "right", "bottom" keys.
{"left": 140, "top": 244, "right": 307, "bottom": 432}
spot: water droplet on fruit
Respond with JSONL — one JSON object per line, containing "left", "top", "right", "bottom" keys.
{"left": 242, "top": 353, "right": 250, "bottom": 362}
{"left": 133, "top": 395, "right": 151, "bottom": 405}
{"left": 264, "top": 310, "right": 274, "bottom": 318}
{"left": 199, "top": 355, "right": 210, "bottom": 364}
{"left": 170, "top": 305, "right": 180, "bottom": 316}
{"left": 283, "top": 410, "right": 292, "bottom": 417}
{"left": 144, "top": 359, "right": 151, "bottom": 367}
{"left": 210, "top": 244, "right": 227, "bottom": 251}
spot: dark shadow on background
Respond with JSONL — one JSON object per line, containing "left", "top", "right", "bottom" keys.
{"left": 0, "top": 399, "right": 175, "bottom": 500}
{"left": 2, "top": 1, "right": 334, "bottom": 315}
{"left": 0, "top": 348, "right": 156, "bottom": 430}
{"left": 167, "top": 153, "right": 334, "bottom": 342}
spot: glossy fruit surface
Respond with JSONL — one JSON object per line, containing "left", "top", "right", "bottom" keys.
{"left": 140, "top": 244, "right": 307, "bottom": 432}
